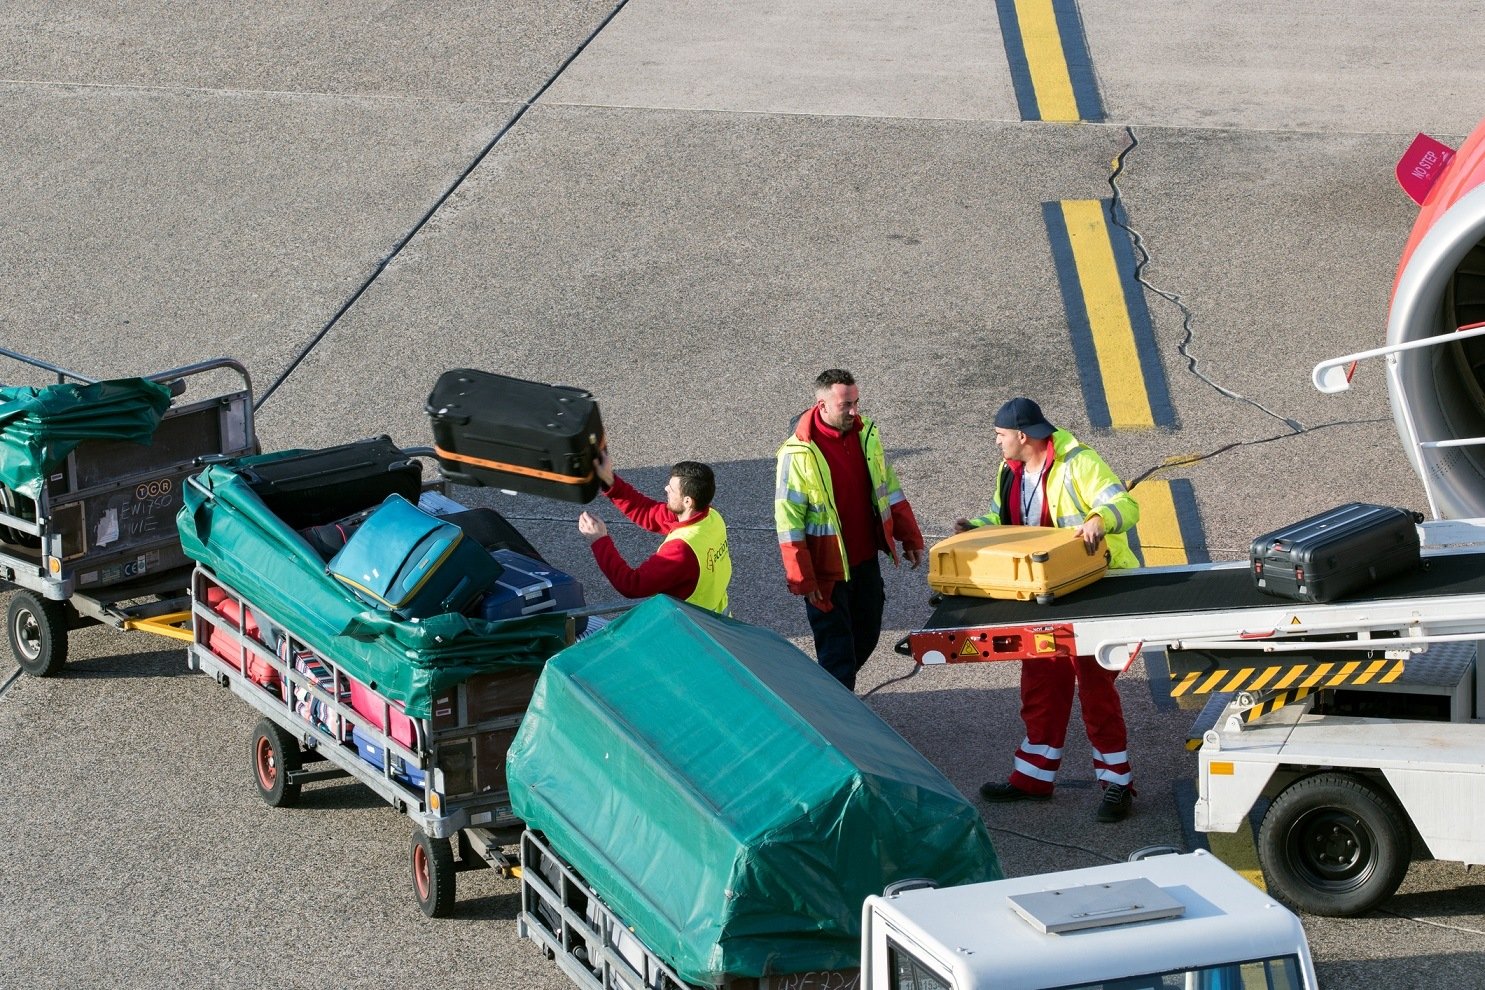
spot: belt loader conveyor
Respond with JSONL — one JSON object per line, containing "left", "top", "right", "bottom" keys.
{"left": 901, "top": 519, "right": 1485, "bottom": 917}
{"left": 900, "top": 519, "right": 1485, "bottom": 688}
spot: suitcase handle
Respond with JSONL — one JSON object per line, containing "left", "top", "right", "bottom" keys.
{"left": 894, "top": 636, "right": 912, "bottom": 656}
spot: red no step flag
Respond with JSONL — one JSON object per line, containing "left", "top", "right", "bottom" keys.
{"left": 1396, "top": 133, "right": 1457, "bottom": 205}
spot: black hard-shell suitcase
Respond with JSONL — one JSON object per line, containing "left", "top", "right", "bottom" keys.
{"left": 238, "top": 436, "right": 422, "bottom": 528}
{"left": 1250, "top": 502, "right": 1422, "bottom": 603}
{"left": 426, "top": 369, "right": 604, "bottom": 503}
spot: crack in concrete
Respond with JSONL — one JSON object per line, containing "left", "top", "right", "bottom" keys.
{"left": 1106, "top": 126, "right": 1304, "bottom": 434}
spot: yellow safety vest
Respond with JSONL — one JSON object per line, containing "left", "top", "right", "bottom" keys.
{"left": 662, "top": 509, "right": 732, "bottom": 614}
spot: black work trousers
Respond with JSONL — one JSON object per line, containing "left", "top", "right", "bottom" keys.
{"left": 805, "top": 555, "right": 885, "bottom": 692}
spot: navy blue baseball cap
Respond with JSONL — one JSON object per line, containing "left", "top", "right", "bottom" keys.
{"left": 994, "top": 397, "right": 1054, "bottom": 439}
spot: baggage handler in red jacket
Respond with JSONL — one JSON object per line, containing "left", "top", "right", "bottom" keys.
{"left": 577, "top": 450, "right": 732, "bottom": 615}
{"left": 955, "top": 398, "right": 1142, "bottom": 823}
{"left": 775, "top": 369, "right": 925, "bottom": 691}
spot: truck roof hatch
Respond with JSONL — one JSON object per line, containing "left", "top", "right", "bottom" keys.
{"left": 1006, "top": 877, "right": 1186, "bottom": 934}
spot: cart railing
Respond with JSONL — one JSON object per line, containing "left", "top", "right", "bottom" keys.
{"left": 0, "top": 346, "right": 98, "bottom": 384}
{"left": 519, "top": 830, "right": 693, "bottom": 990}
{"left": 189, "top": 564, "right": 530, "bottom": 836}
{"left": 190, "top": 566, "right": 441, "bottom": 826}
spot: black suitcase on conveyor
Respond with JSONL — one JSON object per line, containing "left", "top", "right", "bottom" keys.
{"left": 426, "top": 369, "right": 605, "bottom": 504}
{"left": 238, "top": 436, "right": 423, "bottom": 528}
{"left": 1250, "top": 502, "right": 1423, "bottom": 604}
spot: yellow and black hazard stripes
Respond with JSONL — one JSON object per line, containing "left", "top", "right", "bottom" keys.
{"left": 1044, "top": 199, "right": 1176, "bottom": 431}
{"left": 994, "top": 0, "right": 1104, "bottom": 123}
{"left": 1169, "top": 657, "right": 1407, "bottom": 701}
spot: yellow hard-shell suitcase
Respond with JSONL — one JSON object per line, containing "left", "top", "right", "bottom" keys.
{"left": 927, "top": 526, "right": 1110, "bottom": 603}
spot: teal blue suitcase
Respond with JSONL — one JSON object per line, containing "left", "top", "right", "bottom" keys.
{"left": 327, "top": 494, "right": 502, "bottom": 619}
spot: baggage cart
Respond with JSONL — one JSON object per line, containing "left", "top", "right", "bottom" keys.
{"left": 188, "top": 562, "right": 570, "bottom": 917}
{"left": 518, "top": 830, "right": 861, "bottom": 990}
{"left": 0, "top": 347, "right": 256, "bottom": 676}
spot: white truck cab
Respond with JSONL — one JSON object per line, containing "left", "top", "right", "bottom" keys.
{"left": 860, "top": 850, "right": 1317, "bottom": 990}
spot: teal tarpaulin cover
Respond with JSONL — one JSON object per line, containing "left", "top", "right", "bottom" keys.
{"left": 178, "top": 455, "right": 570, "bottom": 717}
{"left": 507, "top": 596, "right": 1002, "bottom": 986}
{"left": 0, "top": 378, "right": 172, "bottom": 497}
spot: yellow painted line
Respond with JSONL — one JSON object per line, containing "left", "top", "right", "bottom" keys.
{"left": 1060, "top": 200, "right": 1155, "bottom": 428}
{"left": 1013, "top": 0, "right": 1080, "bottom": 122}
{"left": 1132, "top": 479, "right": 1185, "bottom": 566}
{"left": 1172, "top": 672, "right": 1199, "bottom": 696}
{"left": 1207, "top": 825, "right": 1266, "bottom": 891}
{"left": 1381, "top": 660, "right": 1406, "bottom": 683}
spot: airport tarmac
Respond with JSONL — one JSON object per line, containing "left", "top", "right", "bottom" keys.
{"left": 3, "top": 2, "right": 1484, "bottom": 986}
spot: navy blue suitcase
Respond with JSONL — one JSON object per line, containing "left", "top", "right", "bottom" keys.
{"left": 328, "top": 494, "right": 503, "bottom": 619}
{"left": 351, "top": 724, "right": 426, "bottom": 788}
{"left": 480, "top": 550, "right": 586, "bottom": 622}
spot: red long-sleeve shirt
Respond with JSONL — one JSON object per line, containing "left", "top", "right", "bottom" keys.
{"left": 588, "top": 473, "right": 705, "bottom": 601}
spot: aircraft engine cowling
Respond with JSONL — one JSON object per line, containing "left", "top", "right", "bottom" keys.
{"left": 1388, "top": 118, "right": 1485, "bottom": 518}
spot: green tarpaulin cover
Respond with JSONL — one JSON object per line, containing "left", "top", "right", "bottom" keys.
{"left": 507, "top": 596, "right": 1002, "bottom": 986}
{"left": 177, "top": 455, "right": 570, "bottom": 717}
{"left": 0, "top": 377, "right": 173, "bottom": 497}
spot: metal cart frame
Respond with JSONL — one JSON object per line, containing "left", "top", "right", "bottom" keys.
{"left": 0, "top": 347, "right": 257, "bottom": 675}
{"left": 189, "top": 562, "right": 572, "bottom": 917}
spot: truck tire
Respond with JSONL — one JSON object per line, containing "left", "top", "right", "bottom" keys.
{"left": 250, "top": 718, "right": 302, "bottom": 808}
{"left": 7, "top": 591, "right": 68, "bottom": 677}
{"left": 1257, "top": 771, "right": 1410, "bottom": 917}
{"left": 411, "top": 829, "right": 456, "bottom": 918}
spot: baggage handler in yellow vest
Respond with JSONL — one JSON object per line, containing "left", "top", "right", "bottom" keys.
{"left": 578, "top": 450, "right": 731, "bottom": 614}
{"left": 775, "top": 369, "right": 925, "bottom": 691}
{"left": 954, "top": 398, "right": 1142, "bottom": 823}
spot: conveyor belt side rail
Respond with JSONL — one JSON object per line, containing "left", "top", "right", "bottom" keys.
{"left": 904, "top": 587, "right": 1485, "bottom": 672}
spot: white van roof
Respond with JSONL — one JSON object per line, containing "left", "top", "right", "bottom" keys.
{"left": 865, "top": 850, "right": 1315, "bottom": 990}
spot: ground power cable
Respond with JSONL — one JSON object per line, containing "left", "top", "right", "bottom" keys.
{"left": 254, "top": 0, "right": 635, "bottom": 412}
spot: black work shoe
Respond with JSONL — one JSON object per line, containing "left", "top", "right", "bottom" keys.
{"left": 1095, "top": 783, "right": 1133, "bottom": 823}
{"left": 979, "top": 781, "right": 1052, "bottom": 803}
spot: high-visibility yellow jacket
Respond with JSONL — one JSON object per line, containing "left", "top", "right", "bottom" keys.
{"left": 775, "top": 411, "right": 924, "bottom": 597}
{"left": 967, "top": 428, "right": 1141, "bottom": 570}
{"left": 661, "top": 509, "right": 731, "bottom": 614}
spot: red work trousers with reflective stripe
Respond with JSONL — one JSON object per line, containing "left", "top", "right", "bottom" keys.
{"left": 1006, "top": 654, "right": 1133, "bottom": 795}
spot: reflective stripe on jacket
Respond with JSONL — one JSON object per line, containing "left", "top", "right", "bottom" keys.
{"left": 661, "top": 509, "right": 732, "bottom": 614}
{"left": 774, "top": 411, "right": 924, "bottom": 596}
{"left": 967, "top": 428, "right": 1141, "bottom": 570}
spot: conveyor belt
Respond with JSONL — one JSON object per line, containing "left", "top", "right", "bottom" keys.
{"left": 921, "top": 552, "right": 1485, "bottom": 631}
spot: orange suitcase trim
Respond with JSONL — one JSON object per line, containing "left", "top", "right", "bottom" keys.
{"left": 927, "top": 526, "right": 1110, "bottom": 603}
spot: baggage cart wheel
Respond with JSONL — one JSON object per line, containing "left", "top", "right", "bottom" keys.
{"left": 411, "top": 828, "right": 456, "bottom": 918}
{"left": 250, "top": 718, "right": 302, "bottom": 808}
{"left": 1257, "top": 771, "right": 1410, "bottom": 917}
{"left": 7, "top": 591, "right": 68, "bottom": 677}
